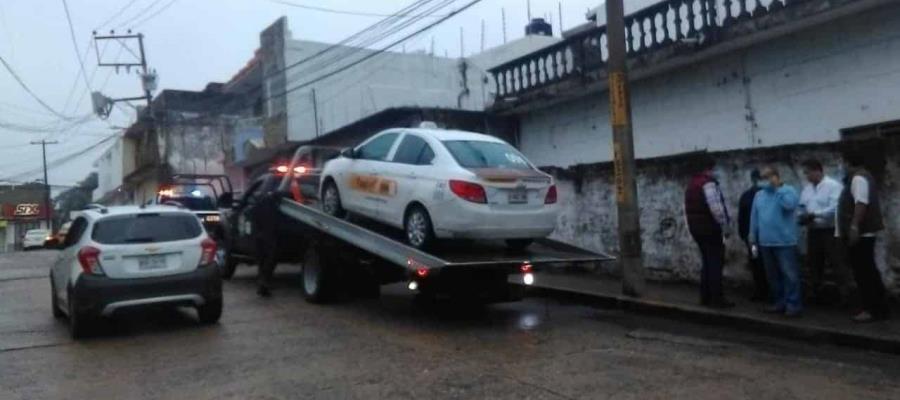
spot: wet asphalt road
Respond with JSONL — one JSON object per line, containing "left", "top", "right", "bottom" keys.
{"left": 2, "top": 250, "right": 900, "bottom": 400}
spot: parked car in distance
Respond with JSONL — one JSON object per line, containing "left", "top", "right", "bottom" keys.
{"left": 319, "top": 126, "right": 559, "bottom": 250}
{"left": 49, "top": 205, "right": 223, "bottom": 338}
{"left": 23, "top": 229, "right": 51, "bottom": 250}
{"left": 44, "top": 221, "right": 72, "bottom": 249}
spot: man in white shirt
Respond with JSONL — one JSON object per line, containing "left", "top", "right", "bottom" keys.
{"left": 799, "top": 159, "right": 843, "bottom": 303}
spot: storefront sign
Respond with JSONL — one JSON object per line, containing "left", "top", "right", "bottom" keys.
{"left": 14, "top": 203, "right": 40, "bottom": 216}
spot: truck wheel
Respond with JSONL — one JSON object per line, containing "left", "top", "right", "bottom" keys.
{"left": 322, "top": 181, "right": 346, "bottom": 218}
{"left": 505, "top": 239, "right": 534, "bottom": 251}
{"left": 220, "top": 243, "right": 238, "bottom": 280}
{"left": 301, "top": 246, "right": 335, "bottom": 303}
{"left": 197, "top": 298, "right": 223, "bottom": 324}
{"left": 404, "top": 205, "right": 435, "bottom": 250}
{"left": 50, "top": 274, "right": 64, "bottom": 319}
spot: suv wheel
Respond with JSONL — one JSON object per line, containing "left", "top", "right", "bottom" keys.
{"left": 67, "top": 292, "right": 93, "bottom": 339}
{"left": 50, "top": 274, "right": 64, "bottom": 319}
{"left": 198, "top": 298, "right": 223, "bottom": 324}
{"left": 321, "top": 181, "right": 346, "bottom": 218}
{"left": 405, "top": 206, "right": 435, "bottom": 250}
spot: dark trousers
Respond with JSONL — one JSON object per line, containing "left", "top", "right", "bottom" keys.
{"left": 255, "top": 235, "right": 278, "bottom": 290}
{"left": 807, "top": 228, "right": 837, "bottom": 293}
{"left": 849, "top": 237, "right": 890, "bottom": 318}
{"left": 745, "top": 243, "right": 769, "bottom": 298}
{"left": 693, "top": 234, "right": 725, "bottom": 303}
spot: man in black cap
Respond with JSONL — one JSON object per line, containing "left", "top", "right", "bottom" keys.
{"left": 738, "top": 168, "right": 768, "bottom": 301}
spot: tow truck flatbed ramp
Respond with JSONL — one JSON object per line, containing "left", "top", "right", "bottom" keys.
{"left": 279, "top": 198, "right": 613, "bottom": 273}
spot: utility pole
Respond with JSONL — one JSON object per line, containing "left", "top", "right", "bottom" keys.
{"left": 90, "top": 31, "right": 156, "bottom": 118}
{"left": 604, "top": 0, "right": 645, "bottom": 297}
{"left": 30, "top": 140, "right": 59, "bottom": 230}
{"left": 311, "top": 89, "right": 320, "bottom": 138}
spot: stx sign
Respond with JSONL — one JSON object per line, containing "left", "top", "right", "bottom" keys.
{"left": 14, "top": 203, "right": 40, "bottom": 216}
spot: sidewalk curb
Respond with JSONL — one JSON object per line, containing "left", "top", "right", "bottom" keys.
{"left": 523, "top": 282, "right": 900, "bottom": 355}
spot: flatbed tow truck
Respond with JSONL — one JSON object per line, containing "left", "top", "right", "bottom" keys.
{"left": 222, "top": 145, "right": 612, "bottom": 303}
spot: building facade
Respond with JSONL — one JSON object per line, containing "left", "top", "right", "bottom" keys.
{"left": 488, "top": 0, "right": 900, "bottom": 289}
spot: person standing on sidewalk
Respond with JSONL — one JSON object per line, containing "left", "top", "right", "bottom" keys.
{"left": 684, "top": 156, "right": 734, "bottom": 309}
{"left": 798, "top": 159, "right": 843, "bottom": 303}
{"left": 750, "top": 165, "right": 803, "bottom": 317}
{"left": 836, "top": 151, "right": 890, "bottom": 322}
{"left": 738, "top": 169, "right": 769, "bottom": 302}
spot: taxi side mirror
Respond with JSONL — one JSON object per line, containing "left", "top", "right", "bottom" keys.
{"left": 341, "top": 148, "right": 357, "bottom": 159}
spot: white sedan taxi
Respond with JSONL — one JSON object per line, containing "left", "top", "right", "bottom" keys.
{"left": 319, "top": 126, "right": 559, "bottom": 250}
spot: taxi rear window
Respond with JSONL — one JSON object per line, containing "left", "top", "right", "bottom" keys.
{"left": 92, "top": 213, "right": 202, "bottom": 244}
{"left": 442, "top": 140, "right": 533, "bottom": 170}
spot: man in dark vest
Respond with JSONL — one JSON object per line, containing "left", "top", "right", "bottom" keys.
{"left": 738, "top": 169, "right": 768, "bottom": 302}
{"left": 685, "top": 155, "right": 735, "bottom": 308}
{"left": 837, "top": 151, "right": 889, "bottom": 322}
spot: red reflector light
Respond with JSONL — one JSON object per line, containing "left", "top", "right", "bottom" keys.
{"left": 449, "top": 180, "right": 487, "bottom": 204}
{"left": 520, "top": 263, "right": 533, "bottom": 273}
{"left": 416, "top": 268, "right": 429, "bottom": 278}
{"left": 77, "top": 246, "right": 102, "bottom": 274}
{"left": 544, "top": 185, "right": 557, "bottom": 204}
{"left": 200, "top": 238, "right": 217, "bottom": 266}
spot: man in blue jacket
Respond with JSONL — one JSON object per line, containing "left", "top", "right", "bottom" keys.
{"left": 749, "top": 165, "right": 802, "bottom": 317}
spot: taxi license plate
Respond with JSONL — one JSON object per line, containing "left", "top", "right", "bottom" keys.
{"left": 138, "top": 255, "right": 167, "bottom": 270}
{"left": 508, "top": 189, "right": 528, "bottom": 204}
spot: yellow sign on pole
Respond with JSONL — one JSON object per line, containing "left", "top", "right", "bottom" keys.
{"left": 609, "top": 72, "right": 628, "bottom": 127}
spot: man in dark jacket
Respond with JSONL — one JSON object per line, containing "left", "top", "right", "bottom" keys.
{"left": 685, "top": 156, "right": 734, "bottom": 308}
{"left": 837, "top": 151, "right": 889, "bottom": 322}
{"left": 738, "top": 169, "right": 768, "bottom": 301}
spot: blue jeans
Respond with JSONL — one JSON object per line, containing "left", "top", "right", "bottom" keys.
{"left": 760, "top": 246, "right": 802, "bottom": 313}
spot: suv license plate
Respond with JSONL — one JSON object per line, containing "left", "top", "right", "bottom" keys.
{"left": 508, "top": 189, "right": 528, "bottom": 204}
{"left": 138, "top": 255, "right": 167, "bottom": 270}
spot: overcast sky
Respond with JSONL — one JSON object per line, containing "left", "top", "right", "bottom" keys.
{"left": 0, "top": 0, "right": 656, "bottom": 188}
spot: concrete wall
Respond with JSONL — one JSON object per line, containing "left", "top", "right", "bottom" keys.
{"left": 284, "top": 41, "right": 467, "bottom": 142}
{"left": 519, "top": 3, "right": 900, "bottom": 168}
{"left": 548, "top": 140, "right": 900, "bottom": 291}
{"left": 93, "top": 137, "right": 124, "bottom": 202}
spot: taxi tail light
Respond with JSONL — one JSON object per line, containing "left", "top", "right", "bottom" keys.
{"left": 199, "top": 238, "right": 217, "bottom": 266}
{"left": 449, "top": 180, "right": 487, "bottom": 204}
{"left": 544, "top": 185, "right": 558, "bottom": 204}
{"left": 77, "top": 246, "right": 104, "bottom": 275}
{"left": 275, "top": 165, "right": 289, "bottom": 174}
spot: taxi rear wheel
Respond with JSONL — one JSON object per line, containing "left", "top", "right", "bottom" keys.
{"left": 322, "top": 181, "right": 346, "bottom": 218}
{"left": 404, "top": 205, "right": 435, "bottom": 250}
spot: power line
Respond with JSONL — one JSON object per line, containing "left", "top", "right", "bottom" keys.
{"left": 267, "top": 0, "right": 450, "bottom": 18}
{"left": 117, "top": 0, "right": 164, "bottom": 29}
{"left": 94, "top": 0, "right": 140, "bottom": 30}
{"left": 0, "top": 133, "right": 120, "bottom": 182}
{"left": 0, "top": 54, "right": 76, "bottom": 120}
{"left": 262, "top": 0, "right": 438, "bottom": 84}
{"left": 133, "top": 0, "right": 180, "bottom": 27}
{"left": 271, "top": 0, "right": 483, "bottom": 102}
{"left": 61, "top": 0, "right": 93, "bottom": 94}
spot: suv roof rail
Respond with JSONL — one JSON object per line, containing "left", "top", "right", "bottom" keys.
{"left": 83, "top": 203, "right": 108, "bottom": 214}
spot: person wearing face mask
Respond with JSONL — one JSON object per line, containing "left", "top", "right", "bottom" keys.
{"left": 836, "top": 150, "right": 889, "bottom": 322}
{"left": 684, "top": 155, "right": 734, "bottom": 309}
{"left": 738, "top": 169, "right": 768, "bottom": 302}
{"left": 749, "top": 165, "right": 802, "bottom": 317}
{"left": 798, "top": 159, "right": 843, "bottom": 303}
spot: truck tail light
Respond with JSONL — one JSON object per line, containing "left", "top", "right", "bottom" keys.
{"left": 544, "top": 185, "right": 557, "bottom": 204}
{"left": 77, "top": 246, "right": 104, "bottom": 275}
{"left": 449, "top": 180, "right": 487, "bottom": 204}
{"left": 199, "top": 238, "right": 217, "bottom": 266}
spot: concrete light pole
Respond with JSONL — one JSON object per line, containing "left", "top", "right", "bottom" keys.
{"left": 30, "top": 140, "right": 59, "bottom": 229}
{"left": 604, "top": 0, "right": 645, "bottom": 297}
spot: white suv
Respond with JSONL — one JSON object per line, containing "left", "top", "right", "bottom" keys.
{"left": 49, "top": 205, "right": 222, "bottom": 338}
